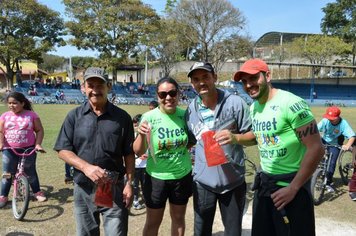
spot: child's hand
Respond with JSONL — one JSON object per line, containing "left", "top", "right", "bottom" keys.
{"left": 140, "top": 153, "right": 148, "bottom": 160}
{"left": 35, "top": 144, "right": 46, "bottom": 153}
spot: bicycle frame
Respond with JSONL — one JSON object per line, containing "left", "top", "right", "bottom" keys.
{"left": 311, "top": 144, "right": 346, "bottom": 205}
{"left": 2, "top": 147, "right": 37, "bottom": 220}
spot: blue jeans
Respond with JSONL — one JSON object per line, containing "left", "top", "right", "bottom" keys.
{"left": 73, "top": 181, "right": 128, "bottom": 236}
{"left": 133, "top": 168, "right": 146, "bottom": 202}
{"left": 1, "top": 148, "right": 41, "bottom": 196}
{"left": 193, "top": 181, "right": 246, "bottom": 236}
{"left": 65, "top": 163, "right": 72, "bottom": 178}
{"left": 325, "top": 145, "right": 341, "bottom": 184}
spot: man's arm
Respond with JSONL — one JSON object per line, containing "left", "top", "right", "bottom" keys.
{"left": 271, "top": 120, "right": 324, "bottom": 210}
{"left": 122, "top": 153, "right": 135, "bottom": 208}
{"left": 58, "top": 150, "right": 106, "bottom": 183}
{"left": 214, "top": 130, "right": 257, "bottom": 146}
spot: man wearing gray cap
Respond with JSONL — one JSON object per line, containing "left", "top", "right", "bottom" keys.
{"left": 54, "top": 67, "right": 135, "bottom": 235}
{"left": 185, "top": 62, "right": 256, "bottom": 236}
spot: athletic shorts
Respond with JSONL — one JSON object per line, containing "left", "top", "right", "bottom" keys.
{"left": 143, "top": 172, "right": 193, "bottom": 209}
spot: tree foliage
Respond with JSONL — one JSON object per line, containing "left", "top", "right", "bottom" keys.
{"left": 39, "top": 54, "right": 66, "bottom": 73}
{"left": 211, "top": 35, "right": 253, "bottom": 73}
{"left": 63, "top": 0, "right": 160, "bottom": 81}
{"left": 151, "top": 19, "right": 190, "bottom": 76}
{"left": 0, "top": 0, "right": 65, "bottom": 88}
{"left": 288, "top": 35, "right": 351, "bottom": 65}
{"left": 168, "top": 0, "right": 246, "bottom": 62}
{"left": 321, "top": 0, "right": 356, "bottom": 65}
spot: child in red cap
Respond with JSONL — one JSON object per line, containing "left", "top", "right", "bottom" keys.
{"left": 317, "top": 106, "right": 356, "bottom": 193}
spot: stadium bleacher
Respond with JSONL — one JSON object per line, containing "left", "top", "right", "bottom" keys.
{"left": 13, "top": 80, "right": 356, "bottom": 107}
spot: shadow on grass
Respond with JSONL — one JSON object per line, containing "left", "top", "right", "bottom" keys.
{"left": 22, "top": 204, "right": 64, "bottom": 222}
{"left": 6, "top": 232, "right": 34, "bottom": 236}
{"left": 212, "top": 229, "right": 252, "bottom": 236}
{"left": 48, "top": 187, "right": 74, "bottom": 205}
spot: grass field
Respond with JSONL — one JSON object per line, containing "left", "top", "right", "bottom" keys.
{"left": 0, "top": 104, "right": 355, "bottom": 235}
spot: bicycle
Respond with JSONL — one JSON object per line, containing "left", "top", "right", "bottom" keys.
{"left": 338, "top": 146, "right": 354, "bottom": 185}
{"left": 1, "top": 147, "right": 44, "bottom": 220}
{"left": 311, "top": 144, "right": 349, "bottom": 205}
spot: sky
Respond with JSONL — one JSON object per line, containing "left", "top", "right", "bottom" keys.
{"left": 39, "top": 0, "right": 335, "bottom": 58}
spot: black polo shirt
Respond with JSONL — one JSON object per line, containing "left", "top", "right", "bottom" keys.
{"left": 54, "top": 101, "right": 134, "bottom": 185}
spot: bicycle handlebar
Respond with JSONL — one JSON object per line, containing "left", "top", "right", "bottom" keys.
{"left": 1, "top": 147, "right": 44, "bottom": 156}
{"left": 322, "top": 143, "right": 352, "bottom": 152}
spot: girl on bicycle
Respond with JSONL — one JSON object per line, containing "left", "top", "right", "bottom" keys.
{"left": 0, "top": 92, "right": 46, "bottom": 208}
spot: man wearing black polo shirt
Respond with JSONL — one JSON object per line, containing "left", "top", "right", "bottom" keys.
{"left": 54, "top": 67, "right": 135, "bottom": 235}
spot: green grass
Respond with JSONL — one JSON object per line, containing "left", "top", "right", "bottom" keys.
{"left": 0, "top": 104, "right": 355, "bottom": 235}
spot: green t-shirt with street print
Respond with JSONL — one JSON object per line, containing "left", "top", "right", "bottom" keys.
{"left": 250, "top": 89, "right": 315, "bottom": 176}
{"left": 141, "top": 107, "right": 192, "bottom": 180}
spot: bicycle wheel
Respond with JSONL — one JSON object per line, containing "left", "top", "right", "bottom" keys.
{"left": 338, "top": 150, "right": 354, "bottom": 185}
{"left": 311, "top": 168, "right": 325, "bottom": 206}
{"left": 12, "top": 175, "right": 30, "bottom": 220}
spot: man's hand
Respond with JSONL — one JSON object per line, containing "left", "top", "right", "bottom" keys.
{"left": 123, "top": 183, "right": 133, "bottom": 208}
{"left": 214, "top": 129, "right": 236, "bottom": 145}
{"left": 82, "top": 164, "right": 107, "bottom": 184}
{"left": 271, "top": 185, "right": 298, "bottom": 211}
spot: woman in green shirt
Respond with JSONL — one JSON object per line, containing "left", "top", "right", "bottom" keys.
{"left": 133, "top": 77, "right": 192, "bottom": 236}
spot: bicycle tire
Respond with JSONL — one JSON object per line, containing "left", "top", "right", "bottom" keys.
{"left": 12, "top": 175, "right": 30, "bottom": 221}
{"left": 311, "top": 168, "right": 325, "bottom": 206}
{"left": 338, "top": 150, "right": 353, "bottom": 185}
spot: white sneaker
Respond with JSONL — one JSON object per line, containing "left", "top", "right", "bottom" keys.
{"left": 349, "top": 192, "right": 356, "bottom": 201}
{"left": 326, "top": 185, "right": 335, "bottom": 193}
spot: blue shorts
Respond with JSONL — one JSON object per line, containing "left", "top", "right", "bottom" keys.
{"left": 143, "top": 172, "right": 192, "bottom": 209}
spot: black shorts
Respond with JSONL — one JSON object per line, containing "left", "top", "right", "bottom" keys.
{"left": 143, "top": 172, "right": 193, "bottom": 209}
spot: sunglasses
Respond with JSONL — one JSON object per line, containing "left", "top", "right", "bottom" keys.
{"left": 157, "top": 90, "right": 178, "bottom": 99}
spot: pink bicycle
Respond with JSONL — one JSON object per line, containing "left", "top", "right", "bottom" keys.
{"left": 2, "top": 147, "right": 44, "bottom": 220}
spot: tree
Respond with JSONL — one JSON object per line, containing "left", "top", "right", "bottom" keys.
{"left": 0, "top": 0, "right": 65, "bottom": 88}
{"left": 288, "top": 35, "right": 351, "bottom": 76}
{"left": 211, "top": 34, "right": 253, "bottom": 74}
{"left": 63, "top": 0, "right": 160, "bottom": 82}
{"left": 39, "top": 54, "right": 66, "bottom": 73}
{"left": 289, "top": 35, "right": 351, "bottom": 65}
{"left": 168, "top": 0, "right": 245, "bottom": 62}
{"left": 151, "top": 19, "right": 189, "bottom": 76}
{"left": 321, "top": 0, "right": 356, "bottom": 66}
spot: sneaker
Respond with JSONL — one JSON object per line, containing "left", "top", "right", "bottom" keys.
{"left": 326, "top": 185, "right": 335, "bottom": 193}
{"left": 34, "top": 191, "right": 47, "bottom": 202}
{"left": 133, "top": 201, "right": 145, "bottom": 210}
{"left": 64, "top": 176, "right": 73, "bottom": 184}
{"left": 349, "top": 192, "right": 356, "bottom": 201}
{"left": 0, "top": 196, "right": 8, "bottom": 208}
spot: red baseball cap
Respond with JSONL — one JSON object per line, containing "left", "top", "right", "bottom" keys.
{"left": 234, "top": 58, "right": 269, "bottom": 81}
{"left": 323, "top": 106, "right": 341, "bottom": 121}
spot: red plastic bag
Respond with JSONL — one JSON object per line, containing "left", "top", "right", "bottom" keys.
{"left": 94, "top": 182, "right": 113, "bottom": 208}
{"left": 201, "top": 130, "right": 227, "bottom": 167}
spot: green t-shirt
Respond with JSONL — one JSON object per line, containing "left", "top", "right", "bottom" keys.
{"left": 141, "top": 107, "right": 192, "bottom": 180}
{"left": 250, "top": 90, "right": 314, "bottom": 176}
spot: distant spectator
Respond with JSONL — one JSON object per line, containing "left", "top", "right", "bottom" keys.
{"left": 55, "top": 89, "right": 61, "bottom": 101}
{"left": 28, "top": 85, "right": 38, "bottom": 96}
{"left": 75, "top": 78, "right": 80, "bottom": 89}
{"left": 45, "top": 78, "right": 52, "bottom": 88}
{"left": 60, "top": 91, "right": 65, "bottom": 100}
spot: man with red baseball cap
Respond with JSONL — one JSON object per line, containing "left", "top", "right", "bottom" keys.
{"left": 234, "top": 58, "right": 324, "bottom": 236}
{"left": 318, "top": 106, "right": 356, "bottom": 193}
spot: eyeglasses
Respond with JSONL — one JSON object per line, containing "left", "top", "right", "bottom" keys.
{"left": 157, "top": 90, "right": 178, "bottom": 99}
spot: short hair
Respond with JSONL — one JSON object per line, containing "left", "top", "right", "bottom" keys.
{"left": 149, "top": 100, "right": 159, "bottom": 108}
{"left": 132, "top": 114, "right": 142, "bottom": 124}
